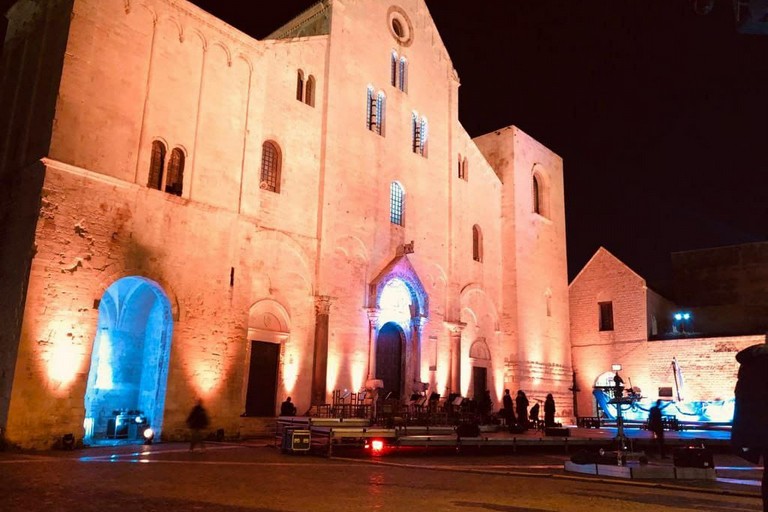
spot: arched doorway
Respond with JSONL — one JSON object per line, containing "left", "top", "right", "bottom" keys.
{"left": 469, "top": 339, "right": 492, "bottom": 399}
{"left": 376, "top": 322, "right": 404, "bottom": 400}
{"left": 83, "top": 277, "right": 173, "bottom": 444}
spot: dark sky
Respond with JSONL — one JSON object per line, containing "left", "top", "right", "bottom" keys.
{"left": 190, "top": 1, "right": 767, "bottom": 287}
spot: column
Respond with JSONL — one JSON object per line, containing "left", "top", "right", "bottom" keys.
{"left": 310, "top": 295, "right": 332, "bottom": 406}
{"left": 366, "top": 308, "right": 379, "bottom": 380}
{"left": 444, "top": 321, "right": 465, "bottom": 395}
{"left": 410, "top": 315, "right": 427, "bottom": 386}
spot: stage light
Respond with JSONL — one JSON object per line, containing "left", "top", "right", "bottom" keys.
{"left": 135, "top": 416, "right": 144, "bottom": 424}
{"left": 142, "top": 427, "right": 154, "bottom": 445}
{"left": 674, "top": 313, "right": 683, "bottom": 321}
{"left": 611, "top": 364, "right": 622, "bottom": 372}
{"left": 370, "top": 439, "right": 384, "bottom": 454}
{"left": 683, "top": 313, "right": 691, "bottom": 320}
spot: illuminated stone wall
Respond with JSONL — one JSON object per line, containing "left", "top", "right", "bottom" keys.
{"left": 475, "top": 127, "right": 573, "bottom": 417}
{"left": 1, "top": 0, "right": 571, "bottom": 447}
{"left": 570, "top": 247, "right": 765, "bottom": 418}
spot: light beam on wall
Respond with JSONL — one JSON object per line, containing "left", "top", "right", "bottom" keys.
{"left": 95, "top": 329, "right": 114, "bottom": 390}
{"left": 283, "top": 352, "right": 299, "bottom": 394}
{"left": 41, "top": 319, "right": 87, "bottom": 394}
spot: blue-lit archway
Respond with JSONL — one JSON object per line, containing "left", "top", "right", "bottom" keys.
{"left": 83, "top": 277, "right": 173, "bottom": 444}
{"left": 369, "top": 255, "right": 429, "bottom": 398}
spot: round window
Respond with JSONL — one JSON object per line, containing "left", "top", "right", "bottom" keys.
{"left": 392, "top": 18, "right": 404, "bottom": 38}
{"left": 387, "top": 7, "right": 413, "bottom": 46}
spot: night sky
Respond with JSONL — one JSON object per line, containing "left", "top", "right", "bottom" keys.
{"left": 16, "top": 0, "right": 767, "bottom": 288}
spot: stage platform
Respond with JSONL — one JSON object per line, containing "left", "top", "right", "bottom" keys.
{"left": 275, "top": 417, "right": 731, "bottom": 456}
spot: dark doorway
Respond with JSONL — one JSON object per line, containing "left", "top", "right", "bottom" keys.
{"left": 376, "top": 322, "right": 404, "bottom": 400}
{"left": 244, "top": 341, "right": 280, "bottom": 416}
{"left": 472, "top": 366, "right": 487, "bottom": 400}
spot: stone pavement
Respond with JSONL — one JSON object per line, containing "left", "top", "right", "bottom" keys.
{"left": 0, "top": 441, "right": 762, "bottom": 512}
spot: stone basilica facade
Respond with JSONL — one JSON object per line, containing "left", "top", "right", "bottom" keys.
{"left": 0, "top": 0, "right": 570, "bottom": 448}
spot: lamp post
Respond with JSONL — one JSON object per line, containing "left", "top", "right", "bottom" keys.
{"left": 610, "top": 364, "right": 628, "bottom": 464}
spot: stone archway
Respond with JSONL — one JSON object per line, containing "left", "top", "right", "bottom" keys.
{"left": 469, "top": 339, "right": 491, "bottom": 399}
{"left": 367, "top": 255, "right": 429, "bottom": 398}
{"left": 84, "top": 277, "right": 173, "bottom": 444}
{"left": 244, "top": 299, "right": 290, "bottom": 417}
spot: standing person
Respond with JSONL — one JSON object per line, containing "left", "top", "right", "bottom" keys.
{"left": 502, "top": 389, "right": 516, "bottom": 429}
{"left": 515, "top": 390, "right": 529, "bottom": 429}
{"left": 731, "top": 343, "right": 768, "bottom": 512}
{"left": 544, "top": 393, "right": 556, "bottom": 428}
{"left": 186, "top": 399, "right": 210, "bottom": 452}
{"left": 647, "top": 399, "right": 666, "bottom": 458}
{"left": 280, "top": 396, "right": 297, "bottom": 416}
{"left": 477, "top": 389, "right": 492, "bottom": 424}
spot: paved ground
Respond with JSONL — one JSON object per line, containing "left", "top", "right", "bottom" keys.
{"left": 0, "top": 441, "right": 762, "bottom": 512}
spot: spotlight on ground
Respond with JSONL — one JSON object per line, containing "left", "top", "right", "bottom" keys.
{"left": 365, "top": 438, "right": 385, "bottom": 456}
{"left": 142, "top": 427, "right": 154, "bottom": 445}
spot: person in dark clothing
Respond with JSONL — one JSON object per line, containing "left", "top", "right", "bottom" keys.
{"left": 613, "top": 372, "right": 624, "bottom": 400}
{"left": 648, "top": 399, "right": 666, "bottom": 458}
{"left": 731, "top": 343, "right": 768, "bottom": 512}
{"left": 515, "top": 390, "right": 529, "bottom": 429}
{"left": 186, "top": 399, "right": 210, "bottom": 452}
{"left": 529, "top": 402, "right": 540, "bottom": 429}
{"left": 544, "top": 393, "right": 556, "bottom": 428}
{"left": 280, "top": 396, "right": 297, "bottom": 416}
{"left": 477, "top": 389, "right": 492, "bottom": 424}
{"left": 502, "top": 389, "right": 516, "bottom": 428}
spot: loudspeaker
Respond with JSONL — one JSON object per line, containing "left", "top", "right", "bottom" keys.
{"left": 673, "top": 447, "right": 714, "bottom": 468}
{"left": 456, "top": 423, "right": 480, "bottom": 438}
{"left": 545, "top": 427, "right": 570, "bottom": 437}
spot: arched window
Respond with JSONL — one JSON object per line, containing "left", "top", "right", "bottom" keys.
{"left": 390, "top": 51, "right": 398, "bottom": 87}
{"left": 376, "top": 91, "right": 386, "bottom": 135}
{"left": 533, "top": 174, "right": 542, "bottom": 215}
{"left": 472, "top": 225, "right": 483, "bottom": 262}
{"left": 165, "top": 148, "right": 184, "bottom": 196}
{"left": 398, "top": 57, "right": 408, "bottom": 92}
{"left": 412, "top": 114, "right": 428, "bottom": 156}
{"left": 305, "top": 75, "right": 315, "bottom": 107}
{"left": 366, "top": 86, "right": 376, "bottom": 131}
{"left": 461, "top": 157, "right": 468, "bottom": 180}
{"left": 296, "top": 70, "right": 304, "bottom": 102}
{"left": 458, "top": 154, "right": 463, "bottom": 178}
{"left": 260, "top": 141, "right": 281, "bottom": 193}
{"left": 147, "top": 140, "right": 166, "bottom": 190}
{"left": 390, "top": 182, "right": 404, "bottom": 226}
{"left": 420, "top": 116, "right": 428, "bottom": 157}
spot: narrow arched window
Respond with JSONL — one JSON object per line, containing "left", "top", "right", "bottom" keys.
{"left": 398, "top": 57, "right": 408, "bottom": 92}
{"left": 411, "top": 111, "right": 420, "bottom": 153}
{"left": 148, "top": 140, "right": 166, "bottom": 190}
{"left": 376, "top": 91, "right": 386, "bottom": 135}
{"left": 366, "top": 86, "right": 376, "bottom": 131}
{"left": 260, "top": 141, "right": 281, "bottom": 193}
{"left": 305, "top": 75, "right": 315, "bottom": 107}
{"left": 472, "top": 225, "right": 483, "bottom": 262}
{"left": 458, "top": 154, "right": 463, "bottom": 178}
{"left": 390, "top": 182, "right": 404, "bottom": 226}
{"left": 390, "top": 51, "right": 398, "bottom": 87}
{"left": 461, "top": 157, "right": 468, "bottom": 181}
{"left": 165, "top": 148, "right": 184, "bottom": 196}
{"left": 296, "top": 70, "right": 304, "bottom": 102}
{"left": 420, "top": 116, "right": 428, "bottom": 157}
{"left": 533, "top": 174, "right": 542, "bottom": 214}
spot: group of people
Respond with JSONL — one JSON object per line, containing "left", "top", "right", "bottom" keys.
{"left": 501, "top": 389, "right": 557, "bottom": 431}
